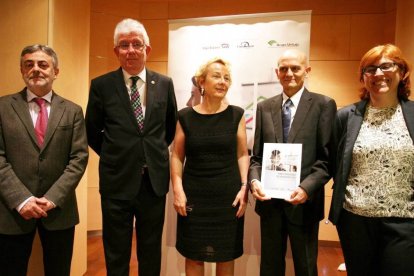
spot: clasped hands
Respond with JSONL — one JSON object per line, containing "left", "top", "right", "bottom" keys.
{"left": 250, "top": 180, "right": 308, "bottom": 205}
{"left": 19, "top": 197, "right": 55, "bottom": 220}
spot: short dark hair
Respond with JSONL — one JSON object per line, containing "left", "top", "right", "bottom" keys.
{"left": 20, "top": 44, "right": 59, "bottom": 69}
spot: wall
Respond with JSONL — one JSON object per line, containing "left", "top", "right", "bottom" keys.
{"left": 0, "top": 1, "right": 48, "bottom": 94}
{"left": 0, "top": 0, "right": 90, "bottom": 275}
{"left": 396, "top": 0, "right": 414, "bottom": 92}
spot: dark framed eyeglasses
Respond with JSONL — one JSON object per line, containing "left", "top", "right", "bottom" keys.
{"left": 363, "top": 62, "right": 397, "bottom": 75}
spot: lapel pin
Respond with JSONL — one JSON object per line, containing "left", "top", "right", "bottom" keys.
{"left": 151, "top": 80, "right": 155, "bottom": 85}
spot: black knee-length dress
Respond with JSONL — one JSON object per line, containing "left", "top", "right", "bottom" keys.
{"left": 176, "top": 105, "right": 245, "bottom": 262}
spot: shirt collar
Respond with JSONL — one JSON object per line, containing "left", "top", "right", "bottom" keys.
{"left": 26, "top": 89, "right": 53, "bottom": 103}
{"left": 123, "top": 68, "right": 147, "bottom": 85}
{"left": 282, "top": 86, "right": 305, "bottom": 107}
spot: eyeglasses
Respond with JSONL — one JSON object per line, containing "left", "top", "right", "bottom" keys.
{"left": 278, "top": 65, "right": 302, "bottom": 73}
{"left": 117, "top": 42, "right": 146, "bottom": 51}
{"left": 363, "top": 62, "right": 397, "bottom": 75}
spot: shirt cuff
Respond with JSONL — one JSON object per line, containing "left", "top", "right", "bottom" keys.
{"left": 16, "top": 196, "right": 34, "bottom": 212}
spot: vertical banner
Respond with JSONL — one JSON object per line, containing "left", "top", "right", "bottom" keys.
{"left": 168, "top": 11, "right": 311, "bottom": 151}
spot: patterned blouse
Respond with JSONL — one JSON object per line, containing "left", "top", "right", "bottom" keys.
{"left": 344, "top": 104, "right": 414, "bottom": 218}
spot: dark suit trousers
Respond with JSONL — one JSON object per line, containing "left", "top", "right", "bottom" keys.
{"left": 101, "top": 169, "right": 166, "bottom": 276}
{"left": 337, "top": 209, "right": 414, "bottom": 276}
{"left": 259, "top": 201, "right": 319, "bottom": 276}
{"left": 0, "top": 223, "right": 74, "bottom": 276}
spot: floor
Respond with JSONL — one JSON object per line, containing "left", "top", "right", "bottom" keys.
{"left": 85, "top": 234, "right": 346, "bottom": 275}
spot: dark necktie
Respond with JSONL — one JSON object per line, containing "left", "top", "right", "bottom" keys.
{"left": 33, "top": 98, "right": 48, "bottom": 146}
{"left": 282, "top": 99, "right": 293, "bottom": 143}
{"left": 130, "top": 76, "right": 144, "bottom": 131}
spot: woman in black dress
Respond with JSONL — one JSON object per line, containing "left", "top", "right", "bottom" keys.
{"left": 170, "top": 58, "right": 249, "bottom": 276}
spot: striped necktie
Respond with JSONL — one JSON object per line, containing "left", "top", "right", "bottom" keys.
{"left": 130, "top": 76, "right": 144, "bottom": 131}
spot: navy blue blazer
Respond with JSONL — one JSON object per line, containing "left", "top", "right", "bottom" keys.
{"left": 329, "top": 99, "right": 414, "bottom": 224}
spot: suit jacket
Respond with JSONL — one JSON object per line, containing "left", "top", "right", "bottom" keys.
{"left": 329, "top": 99, "right": 414, "bottom": 225}
{"left": 0, "top": 89, "right": 88, "bottom": 235}
{"left": 249, "top": 88, "right": 337, "bottom": 225}
{"left": 85, "top": 68, "right": 178, "bottom": 199}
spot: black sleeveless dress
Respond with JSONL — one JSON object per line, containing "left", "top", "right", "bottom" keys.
{"left": 176, "top": 105, "right": 245, "bottom": 262}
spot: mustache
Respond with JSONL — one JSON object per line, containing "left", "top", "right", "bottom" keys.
{"left": 29, "top": 72, "right": 44, "bottom": 79}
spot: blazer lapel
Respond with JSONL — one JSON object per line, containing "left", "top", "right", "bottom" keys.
{"left": 10, "top": 89, "right": 39, "bottom": 148}
{"left": 342, "top": 100, "right": 367, "bottom": 182}
{"left": 288, "top": 89, "right": 312, "bottom": 142}
{"left": 143, "top": 70, "right": 157, "bottom": 133}
{"left": 114, "top": 68, "right": 142, "bottom": 131}
{"left": 401, "top": 100, "right": 414, "bottom": 141}
{"left": 43, "top": 93, "right": 65, "bottom": 150}
{"left": 270, "top": 95, "right": 284, "bottom": 142}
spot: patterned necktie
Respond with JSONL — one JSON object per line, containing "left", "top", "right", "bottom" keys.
{"left": 130, "top": 76, "right": 144, "bottom": 131}
{"left": 33, "top": 98, "right": 48, "bottom": 146}
{"left": 282, "top": 99, "right": 293, "bottom": 143}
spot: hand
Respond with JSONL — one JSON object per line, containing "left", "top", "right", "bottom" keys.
{"left": 285, "top": 187, "right": 308, "bottom": 205}
{"left": 250, "top": 180, "right": 271, "bottom": 201}
{"left": 232, "top": 186, "right": 248, "bottom": 218}
{"left": 36, "top": 197, "right": 55, "bottom": 212}
{"left": 19, "top": 197, "right": 48, "bottom": 220}
{"left": 173, "top": 188, "right": 188, "bottom": 217}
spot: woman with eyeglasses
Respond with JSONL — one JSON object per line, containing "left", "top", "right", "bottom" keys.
{"left": 329, "top": 44, "right": 414, "bottom": 276}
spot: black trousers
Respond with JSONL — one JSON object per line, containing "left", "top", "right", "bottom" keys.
{"left": 101, "top": 170, "right": 166, "bottom": 276}
{"left": 0, "top": 222, "right": 74, "bottom": 276}
{"left": 337, "top": 209, "right": 414, "bottom": 276}
{"left": 259, "top": 204, "right": 319, "bottom": 276}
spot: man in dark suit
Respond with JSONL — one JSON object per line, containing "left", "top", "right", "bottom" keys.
{"left": 249, "top": 49, "right": 336, "bottom": 276}
{"left": 85, "top": 18, "right": 178, "bottom": 276}
{"left": 0, "top": 44, "right": 89, "bottom": 276}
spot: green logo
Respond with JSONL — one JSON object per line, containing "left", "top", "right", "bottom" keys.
{"left": 268, "top": 40, "right": 277, "bottom": 46}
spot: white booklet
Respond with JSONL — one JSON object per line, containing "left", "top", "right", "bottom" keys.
{"left": 261, "top": 143, "right": 302, "bottom": 199}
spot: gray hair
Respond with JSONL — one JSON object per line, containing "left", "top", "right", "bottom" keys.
{"left": 113, "top": 18, "right": 150, "bottom": 47}
{"left": 20, "top": 44, "right": 59, "bottom": 69}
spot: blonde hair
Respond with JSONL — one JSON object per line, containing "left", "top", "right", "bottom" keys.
{"left": 194, "top": 58, "right": 232, "bottom": 87}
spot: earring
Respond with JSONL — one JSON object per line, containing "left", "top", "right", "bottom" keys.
{"left": 200, "top": 88, "right": 205, "bottom": 96}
